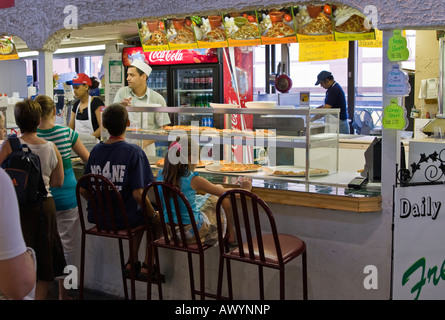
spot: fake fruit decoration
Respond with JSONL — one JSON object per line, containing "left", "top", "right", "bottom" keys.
{"left": 324, "top": 5, "right": 332, "bottom": 15}
{"left": 307, "top": 5, "right": 322, "bottom": 18}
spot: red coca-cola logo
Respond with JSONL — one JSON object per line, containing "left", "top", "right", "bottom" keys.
{"left": 123, "top": 48, "right": 218, "bottom": 66}
{"left": 147, "top": 50, "right": 184, "bottom": 63}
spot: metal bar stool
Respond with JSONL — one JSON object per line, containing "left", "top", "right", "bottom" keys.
{"left": 215, "top": 189, "right": 308, "bottom": 300}
{"left": 76, "top": 174, "right": 146, "bottom": 300}
{"left": 142, "top": 181, "right": 225, "bottom": 300}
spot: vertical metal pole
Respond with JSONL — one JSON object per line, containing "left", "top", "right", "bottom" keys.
{"left": 265, "top": 46, "right": 270, "bottom": 94}
{"left": 382, "top": 30, "right": 401, "bottom": 300}
{"left": 271, "top": 45, "right": 276, "bottom": 94}
{"left": 348, "top": 41, "right": 357, "bottom": 134}
{"left": 439, "top": 38, "right": 444, "bottom": 115}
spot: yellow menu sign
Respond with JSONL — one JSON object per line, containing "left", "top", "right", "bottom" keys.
{"left": 358, "top": 29, "right": 382, "bottom": 48}
{"left": 0, "top": 37, "right": 18, "bottom": 60}
{"left": 299, "top": 41, "right": 349, "bottom": 62}
{"left": 138, "top": 20, "right": 170, "bottom": 52}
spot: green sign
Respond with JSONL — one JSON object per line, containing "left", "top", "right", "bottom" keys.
{"left": 382, "top": 98, "right": 407, "bottom": 130}
{"left": 387, "top": 30, "right": 410, "bottom": 61}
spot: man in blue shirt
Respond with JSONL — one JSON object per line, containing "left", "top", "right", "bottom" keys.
{"left": 315, "top": 71, "right": 350, "bottom": 134}
{"left": 81, "top": 103, "right": 160, "bottom": 281}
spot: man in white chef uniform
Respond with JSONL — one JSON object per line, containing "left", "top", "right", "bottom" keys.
{"left": 114, "top": 59, "right": 171, "bottom": 156}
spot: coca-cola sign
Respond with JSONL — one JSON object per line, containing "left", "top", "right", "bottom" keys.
{"left": 122, "top": 47, "right": 218, "bottom": 66}
{"left": 147, "top": 50, "right": 184, "bottom": 64}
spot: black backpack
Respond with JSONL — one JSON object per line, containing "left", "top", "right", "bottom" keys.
{"left": 1, "top": 136, "right": 48, "bottom": 209}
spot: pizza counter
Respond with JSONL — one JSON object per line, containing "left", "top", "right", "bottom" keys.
{"left": 70, "top": 105, "right": 390, "bottom": 299}
{"left": 73, "top": 159, "right": 381, "bottom": 213}
{"left": 72, "top": 158, "right": 389, "bottom": 299}
{"left": 151, "top": 166, "right": 382, "bottom": 212}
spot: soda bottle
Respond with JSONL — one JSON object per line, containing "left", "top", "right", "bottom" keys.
{"left": 182, "top": 74, "right": 189, "bottom": 90}
{"left": 155, "top": 73, "right": 161, "bottom": 89}
{"left": 208, "top": 73, "right": 213, "bottom": 89}
{"left": 189, "top": 71, "right": 195, "bottom": 90}
{"left": 185, "top": 92, "right": 192, "bottom": 107}
{"left": 194, "top": 70, "right": 200, "bottom": 90}
{"left": 195, "top": 70, "right": 200, "bottom": 89}
{"left": 195, "top": 94, "right": 201, "bottom": 107}
{"left": 160, "top": 73, "right": 165, "bottom": 88}
{"left": 162, "top": 73, "right": 167, "bottom": 89}
{"left": 199, "top": 70, "right": 205, "bottom": 89}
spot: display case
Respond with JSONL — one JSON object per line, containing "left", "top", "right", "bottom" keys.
{"left": 101, "top": 105, "right": 341, "bottom": 184}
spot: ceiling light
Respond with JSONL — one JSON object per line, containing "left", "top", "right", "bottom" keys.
{"left": 18, "top": 44, "right": 106, "bottom": 58}
{"left": 53, "top": 45, "right": 106, "bottom": 54}
{"left": 18, "top": 51, "right": 39, "bottom": 58}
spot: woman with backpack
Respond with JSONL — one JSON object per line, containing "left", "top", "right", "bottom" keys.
{"left": 0, "top": 99, "right": 66, "bottom": 300}
{"left": 36, "top": 94, "right": 90, "bottom": 300}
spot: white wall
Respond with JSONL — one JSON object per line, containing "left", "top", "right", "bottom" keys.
{"left": 0, "top": 59, "right": 27, "bottom": 97}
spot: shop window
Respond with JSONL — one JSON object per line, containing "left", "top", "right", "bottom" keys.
{"left": 53, "top": 57, "right": 76, "bottom": 90}
{"left": 253, "top": 32, "right": 415, "bottom": 127}
{"left": 253, "top": 44, "right": 348, "bottom": 108}
{"left": 79, "top": 55, "right": 104, "bottom": 80}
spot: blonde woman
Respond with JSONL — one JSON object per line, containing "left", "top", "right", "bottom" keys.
{"left": 36, "top": 94, "right": 89, "bottom": 300}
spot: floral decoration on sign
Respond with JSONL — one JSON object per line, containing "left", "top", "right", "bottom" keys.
{"left": 53, "top": 72, "right": 60, "bottom": 88}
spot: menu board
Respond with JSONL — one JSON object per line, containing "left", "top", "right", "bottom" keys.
{"left": 258, "top": 8, "right": 297, "bottom": 45}
{"left": 138, "top": 20, "right": 169, "bottom": 52}
{"left": 359, "top": 29, "right": 383, "bottom": 48}
{"left": 332, "top": 5, "right": 375, "bottom": 41}
{"left": 223, "top": 11, "right": 262, "bottom": 47}
{"left": 0, "top": 37, "right": 19, "bottom": 60}
{"left": 295, "top": 5, "right": 335, "bottom": 42}
{"left": 192, "top": 14, "right": 228, "bottom": 49}
{"left": 165, "top": 17, "right": 198, "bottom": 50}
{"left": 299, "top": 41, "right": 349, "bottom": 62}
{"left": 137, "top": 4, "right": 376, "bottom": 52}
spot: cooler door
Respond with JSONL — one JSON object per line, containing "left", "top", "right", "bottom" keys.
{"left": 148, "top": 66, "right": 168, "bottom": 105}
{"left": 171, "top": 64, "right": 221, "bottom": 126}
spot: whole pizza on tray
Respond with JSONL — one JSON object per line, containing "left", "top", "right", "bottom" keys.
{"left": 155, "top": 158, "right": 212, "bottom": 168}
{"left": 272, "top": 168, "right": 329, "bottom": 176}
{"left": 220, "top": 164, "right": 262, "bottom": 172}
{"left": 218, "top": 162, "right": 262, "bottom": 172}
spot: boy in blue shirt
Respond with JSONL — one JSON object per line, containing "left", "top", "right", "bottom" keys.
{"left": 81, "top": 103, "right": 160, "bottom": 280}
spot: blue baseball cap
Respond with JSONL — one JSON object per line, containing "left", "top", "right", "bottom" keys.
{"left": 315, "top": 71, "right": 332, "bottom": 85}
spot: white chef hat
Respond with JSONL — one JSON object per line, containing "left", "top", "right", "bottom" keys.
{"left": 130, "top": 59, "right": 152, "bottom": 77}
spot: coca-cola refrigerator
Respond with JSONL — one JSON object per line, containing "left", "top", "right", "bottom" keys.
{"left": 122, "top": 47, "right": 223, "bottom": 126}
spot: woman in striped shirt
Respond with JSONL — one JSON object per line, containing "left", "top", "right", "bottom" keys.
{"left": 35, "top": 95, "right": 89, "bottom": 300}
